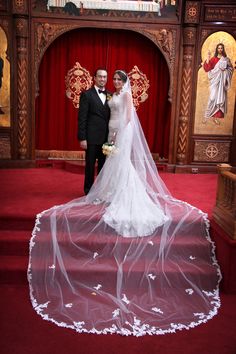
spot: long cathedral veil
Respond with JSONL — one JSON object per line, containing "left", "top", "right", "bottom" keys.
{"left": 28, "top": 73, "right": 221, "bottom": 336}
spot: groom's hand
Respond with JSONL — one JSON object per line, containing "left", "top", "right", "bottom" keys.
{"left": 80, "top": 140, "right": 87, "bottom": 150}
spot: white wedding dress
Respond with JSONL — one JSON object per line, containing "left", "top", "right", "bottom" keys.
{"left": 28, "top": 79, "right": 221, "bottom": 336}
{"left": 93, "top": 92, "right": 169, "bottom": 237}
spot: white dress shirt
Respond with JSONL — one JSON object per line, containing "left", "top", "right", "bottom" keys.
{"left": 95, "top": 86, "right": 106, "bottom": 104}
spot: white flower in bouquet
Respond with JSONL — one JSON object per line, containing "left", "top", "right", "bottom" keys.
{"left": 102, "top": 142, "right": 116, "bottom": 156}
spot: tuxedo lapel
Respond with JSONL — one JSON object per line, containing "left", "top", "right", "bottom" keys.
{"left": 91, "top": 87, "right": 109, "bottom": 116}
{"left": 91, "top": 87, "right": 106, "bottom": 109}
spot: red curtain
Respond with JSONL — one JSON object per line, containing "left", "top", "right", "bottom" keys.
{"left": 36, "top": 28, "right": 170, "bottom": 157}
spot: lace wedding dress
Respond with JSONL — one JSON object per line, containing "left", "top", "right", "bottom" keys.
{"left": 28, "top": 78, "right": 221, "bottom": 336}
{"left": 92, "top": 92, "right": 169, "bottom": 237}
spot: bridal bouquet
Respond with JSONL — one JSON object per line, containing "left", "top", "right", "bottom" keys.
{"left": 102, "top": 142, "right": 116, "bottom": 156}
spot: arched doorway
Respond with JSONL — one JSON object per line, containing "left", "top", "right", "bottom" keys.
{"left": 35, "top": 28, "right": 171, "bottom": 159}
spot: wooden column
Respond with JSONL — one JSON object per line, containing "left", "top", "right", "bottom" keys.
{"left": 176, "top": 26, "right": 196, "bottom": 165}
{"left": 13, "top": 0, "right": 30, "bottom": 160}
{"left": 176, "top": 0, "right": 200, "bottom": 166}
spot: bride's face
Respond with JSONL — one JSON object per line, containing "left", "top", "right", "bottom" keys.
{"left": 113, "top": 74, "right": 124, "bottom": 91}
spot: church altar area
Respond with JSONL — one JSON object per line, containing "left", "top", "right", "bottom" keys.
{"left": 48, "top": 0, "right": 162, "bottom": 15}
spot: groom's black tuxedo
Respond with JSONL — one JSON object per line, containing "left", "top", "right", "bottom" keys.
{"left": 78, "top": 86, "right": 111, "bottom": 194}
{"left": 78, "top": 87, "right": 110, "bottom": 143}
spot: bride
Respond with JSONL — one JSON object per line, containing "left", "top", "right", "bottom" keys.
{"left": 28, "top": 70, "right": 221, "bottom": 336}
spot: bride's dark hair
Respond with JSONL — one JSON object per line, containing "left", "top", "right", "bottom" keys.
{"left": 114, "top": 70, "right": 127, "bottom": 83}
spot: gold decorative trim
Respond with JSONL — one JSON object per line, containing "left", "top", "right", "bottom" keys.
{"left": 17, "top": 56, "right": 28, "bottom": 159}
{"left": 36, "top": 150, "right": 85, "bottom": 160}
{"left": 65, "top": 64, "right": 149, "bottom": 110}
{"left": 35, "top": 150, "right": 161, "bottom": 162}
{"left": 15, "top": 18, "right": 28, "bottom": 160}
{"left": 65, "top": 63, "right": 93, "bottom": 109}
{"left": 128, "top": 66, "right": 149, "bottom": 110}
{"left": 184, "top": 1, "right": 200, "bottom": 24}
{"left": 176, "top": 45, "right": 193, "bottom": 164}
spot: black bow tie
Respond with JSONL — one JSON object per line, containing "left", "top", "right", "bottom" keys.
{"left": 98, "top": 89, "right": 106, "bottom": 95}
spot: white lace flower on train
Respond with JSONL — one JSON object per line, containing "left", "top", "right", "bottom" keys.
{"left": 73, "top": 321, "right": 85, "bottom": 331}
{"left": 112, "top": 309, "right": 120, "bottom": 318}
{"left": 122, "top": 294, "right": 130, "bottom": 304}
{"left": 93, "top": 284, "right": 102, "bottom": 290}
{"left": 152, "top": 307, "right": 163, "bottom": 314}
{"left": 35, "top": 301, "right": 50, "bottom": 312}
{"left": 202, "top": 290, "right": 215, "bottom": 297}
{"left": 93, "top": 252, "right": 98, "bottom": 259}
{"left": 185, "top": 288, "right": 194, "bottom": 295}
{"left": 194, "top": 313, "right": 205, "bottom": 319}
{"left": 65, "top": 303, "right": 73, "bottom": 308}
{"left": 189, "top": 255, "right": 196, "bottom": 260}
{"left": 125, "top": 317, "right": 150, "bottom": 337}
{"left": 148, "top": 273, "right": 156, "bottom": 280}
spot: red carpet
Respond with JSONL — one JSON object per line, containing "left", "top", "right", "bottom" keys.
{"left": 1, "top": 168, "right": 236, "bottom": 354}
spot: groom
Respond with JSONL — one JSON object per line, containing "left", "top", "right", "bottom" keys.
{"left": 78, "top": 68, "right": 110, "bottom": 195}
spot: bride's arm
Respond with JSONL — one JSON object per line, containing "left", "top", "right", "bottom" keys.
{"left": 123, "top": 91, "right": 133, "bottom": 124}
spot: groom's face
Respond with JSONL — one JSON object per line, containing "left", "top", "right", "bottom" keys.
{"left": 94, "top": 70, "right": 107, "bottom": 89}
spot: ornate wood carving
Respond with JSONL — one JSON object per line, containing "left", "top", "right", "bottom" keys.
{"left": 204, "top": 5, "right": 236, "bottom": 23}
{"left": 12, "top": 0, "right": 28, "bottom": 13}
{"left": 0, "top": 0, "right": 8, "bottom": 11}
{"left": 32, "top": 0, "right": 48, "bottom": 12}
{"left": 0, "top": 18, "right": 9, "bottom": 31}
{"left": 34, "top": 22, "right": 78, "bottom": 95}
{"left": 139, "top": 28, "right": 176, "bottom": 101}
{"left": 184, "top": 1, "right": 200, "bottom": 24}
{"left": 200, "top": 29, "right": 212, "bottom": 46}
{"left": 15, "top": 17, "right": 28, "bottom": 159}
{"left": 34, "top": 23, "right": 176, "bottom": 102}
{"left": 183, "top": 27, "right": 196, "bottom": 46}
{"left": 176, "top": 27, "right": 197, "bottom": 165}
{"left": 193, "top": 141, "right": 230, "bottom": 163}
{"left": 0, "top": 134, "right": 11, "bottom": 159}
{"left": 36, "top": 23, "right": 78, "bottom": 65}
{"left": 176, "top": 62, "right": 191, "bottom": 163}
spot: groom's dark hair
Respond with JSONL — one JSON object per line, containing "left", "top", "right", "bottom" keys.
{"left": 94, "top": 67, "right": 108, "bottom": 77}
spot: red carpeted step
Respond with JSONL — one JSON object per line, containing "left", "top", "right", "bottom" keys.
{"left": 0, "top": 255, "right": 29, "bottom": 285}
{"left": 64, "top": 160, "right": 85, "bottom": 174}
{"left": 0, "top": 253, "right": 217, "bottom": 288}
{"left": 0, "top": 216, "right": 35, "bottom": 231}
{"left": 28, "top": 257, "right": 218, "bottom": 290}
{"left": 0, "top": 225, "right": 212, "bottom": 260}
{"left": 0, "top": 230, "right": 31, "bottom": 256}
{"left": 29, "top": 234, "right": 212, "bottom": 263}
